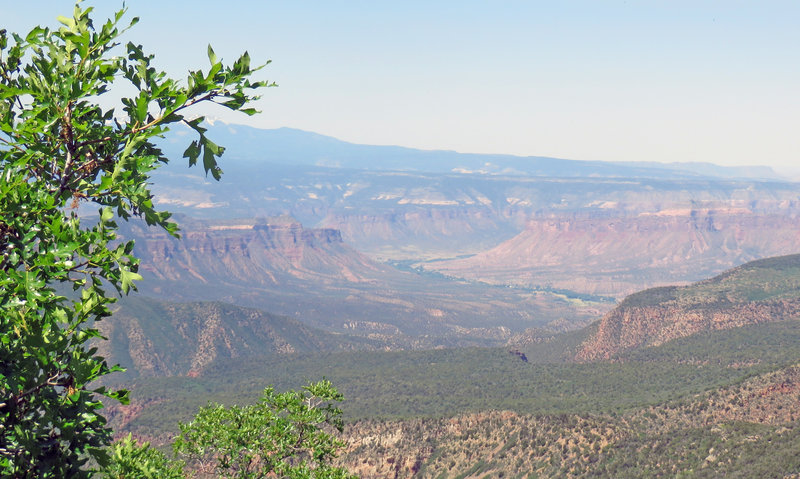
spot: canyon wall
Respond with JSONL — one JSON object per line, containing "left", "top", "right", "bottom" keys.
{"left": 427, "top": 210, "right": 800, "bottom": 297}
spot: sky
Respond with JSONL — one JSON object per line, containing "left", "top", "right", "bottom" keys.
{"left": 2, "top": 1, "right": 799, "bottom": 172}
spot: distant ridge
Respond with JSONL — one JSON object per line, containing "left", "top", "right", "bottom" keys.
{"left": 158, "top": 123, "right": 784, "bottom": 180}
{"left": 612, "top": 160, "right": 782, "bottom": 180}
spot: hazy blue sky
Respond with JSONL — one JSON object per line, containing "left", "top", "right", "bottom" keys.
{"left": 3, "top": 2, "right": 799, "bottom": 171}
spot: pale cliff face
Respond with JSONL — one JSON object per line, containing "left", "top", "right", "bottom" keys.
{"left": 128, "top": 219, "right": 373, "bottom": 286}
{"left": 426, "top": 211, "right": 800, "bottom": 297}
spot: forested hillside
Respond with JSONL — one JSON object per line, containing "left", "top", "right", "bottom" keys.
{"left": 99, "top": 255, "right": 800, "bottom": 477}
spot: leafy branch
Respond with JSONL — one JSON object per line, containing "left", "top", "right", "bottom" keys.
{"left": 0, "top": 3, "right": 272, "bottom": 477}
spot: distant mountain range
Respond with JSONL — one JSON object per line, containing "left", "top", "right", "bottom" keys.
{"left": 159, "top": 124, "right": 784, "bottom": 180}
{"left": 149, "top": 124, "right": 800, "bottom": 275}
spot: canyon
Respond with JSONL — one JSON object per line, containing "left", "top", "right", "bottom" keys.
{"left": 121, "top": 216, "right": 600, "bottom": 344}
{"left": 97, "top": 125, "right": 800, "bottom": 477}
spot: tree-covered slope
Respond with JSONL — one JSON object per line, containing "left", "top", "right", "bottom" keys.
{"left": 107, "top": 314, "right": 800, "bottom": 441}
{"left": 104, "top": 316, "right": 800, "bottom": 476}
{"left": 337, "top": 361, "right": 800, "bottom": 478}
{"left": 95, "top": 296, "right": 390, "bottom": 382}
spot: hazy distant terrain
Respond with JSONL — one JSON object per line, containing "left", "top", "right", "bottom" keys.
{"left": 152, "top": 124, "right": 800, "bottom": 273}
{"left": 429, "top": 211, "right": 800, "bottom": 297}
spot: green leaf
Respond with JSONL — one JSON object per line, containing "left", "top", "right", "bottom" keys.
{"left": 56, "top": 15, "right": 76, "bottom": 30}
{"left": 120, "top": 268, "right": 143, "bottom": 294}
{"left": 202, "top": 138, "right": 223, "bottom": 180}
{"left": 182, "top": 140, "right": 201, "bottom": 166}
{"left": 100, "top": 206, "right": 113, "bottom": 223}
{"left": 207, "top": 44, "right": 218, "bottom": 65}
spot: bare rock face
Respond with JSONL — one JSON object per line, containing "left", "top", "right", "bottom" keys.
{"left": 427, "top": 210, "right": 800, "bottom": 297}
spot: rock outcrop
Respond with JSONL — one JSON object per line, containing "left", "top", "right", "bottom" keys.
{"left": 576, "top": 299, "right": 800, "bottom": 361}
{"left": 126, "top": 216, "right": 383, "bottom": 286}
{"left": 575, "top": 254, "right": 800, "bottom": 360}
